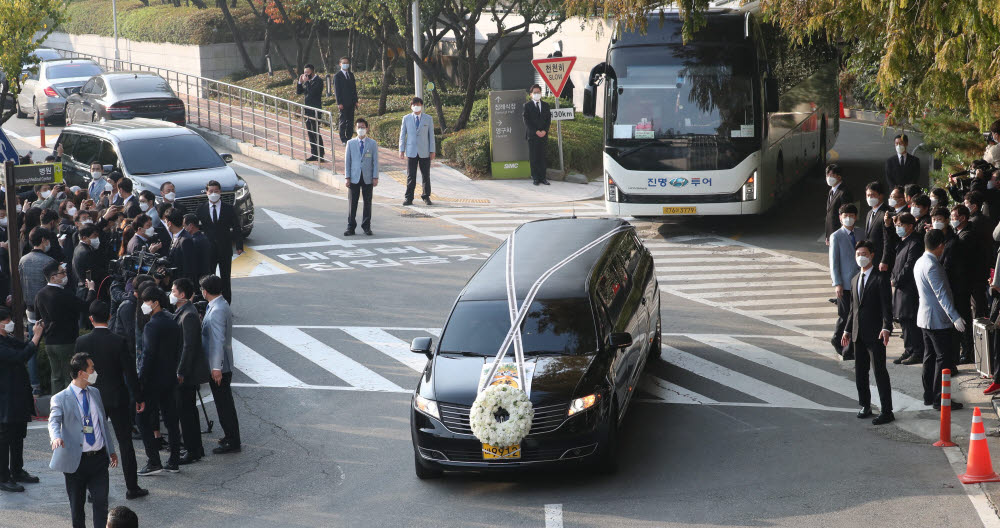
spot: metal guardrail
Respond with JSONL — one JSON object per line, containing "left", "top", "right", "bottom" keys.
{"left": 52, "top": 48, "right": 336, "bottom": 168}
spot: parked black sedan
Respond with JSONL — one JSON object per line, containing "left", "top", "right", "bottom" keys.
{"left": 410, "top": 218, "right": 660, "bottom": 478}
{"left": 64, "top": 71, "right": 185, "bottom": 126}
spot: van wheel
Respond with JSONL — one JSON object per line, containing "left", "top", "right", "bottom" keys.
{"left": 15, "top": 100, "right": 26, "bottom": 119}
{"left": 596, "top": 402, "right": 619, "bottom": 474}
{"left": 414, "top": 451, "right": 442, "bottom": 480}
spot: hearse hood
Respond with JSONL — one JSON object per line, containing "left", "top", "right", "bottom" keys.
{"left": 430, "top": 353, "right": 598, "bottom": 406}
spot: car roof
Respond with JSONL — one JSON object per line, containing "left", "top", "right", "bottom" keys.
{"left": 64, "top": 119, "right": 191, "bottom": 141}
{"left": 42, "top": 58, "right": 99, "bottom": 67}
{"left": 459, "top": 217, "right": 631, "bottom": 301}
{"left": 100, "top": 71, "right": 163, "bottom": 79}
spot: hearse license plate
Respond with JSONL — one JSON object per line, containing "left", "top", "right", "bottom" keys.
{"left": 482, "top": 443, "right": 521, "bottom": 460}
{"left": 663, "top": 207, "right": 697, "bottom": 215}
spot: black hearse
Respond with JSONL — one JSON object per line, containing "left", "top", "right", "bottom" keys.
{"left": 410, "top": 218, "right": 660, "bottom": 477}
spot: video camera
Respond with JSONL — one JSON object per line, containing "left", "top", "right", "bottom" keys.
{"left": 109, "top": 250, "right": 176, "bottom": 282}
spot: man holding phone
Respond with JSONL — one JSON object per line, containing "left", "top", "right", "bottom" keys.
{"left": 295, "top": 64, "right": 326, "bottom": 162}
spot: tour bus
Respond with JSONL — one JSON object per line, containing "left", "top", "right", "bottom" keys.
{"left": 583, "top": 3, "right": 840, "bottom": 216}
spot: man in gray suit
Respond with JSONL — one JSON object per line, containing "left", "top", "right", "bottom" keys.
{"left": 829, "top": 203, "right": 861, "bottom": 360}
{"left": 398, "top": 96, "right": 435, "bottom": 206}
{"left": 915, "top": 229, "right": 966, "bottom": 409}
{"left": 200, "top": 275, "right": 240, "bottom": 454}
{"left": 49, "top": 353, "right": 118, "bottom": 528}
{"left": 344, "top": 118, "right": 379, "bottom": 236}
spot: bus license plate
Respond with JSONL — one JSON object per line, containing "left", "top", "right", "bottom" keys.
{"left": 482, "top": 443, "right": 521, "bottom": 460}
{"left": 663, "top": 207, "right": 697, "bottom": 215}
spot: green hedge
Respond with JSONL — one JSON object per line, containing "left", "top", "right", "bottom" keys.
{"left": 61, "top": 0, "right": 275, "bottom": 45}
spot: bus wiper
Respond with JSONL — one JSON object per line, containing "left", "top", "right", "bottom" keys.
{"left": 616, "top": 140, "right": 661, "bottom": 159}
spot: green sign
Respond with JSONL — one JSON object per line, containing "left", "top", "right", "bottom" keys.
{"left": 11, "top": 162, "right": 63, "bottom": 186}
{"left": 488, "top": 90, "right": 531, "bottom": 179}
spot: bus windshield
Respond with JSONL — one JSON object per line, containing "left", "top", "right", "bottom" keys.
{"left": 608, "top": 45, "right": 756, "bottom": 142}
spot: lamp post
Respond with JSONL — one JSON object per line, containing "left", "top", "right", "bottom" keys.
{"left": 412, "top": 0, "right": 422, "bottom": 99}
{"left": 112, "top": 0, "right": 120, "bottom": 63}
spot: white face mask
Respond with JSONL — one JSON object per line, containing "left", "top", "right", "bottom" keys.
{"left": 0, "top": 218, "right": 7, "bottom": 227}
{"left": 855, "top": 255, "right": 871, "bottom": 269}
{"left": 930, "top": 198, "right": 938, "bottom": 207}
{"left": 411, "top": 105, "right": 422, "bottom": 113}
{"left": 58, "top": 275, "right": 68, "bottom": 286}
{"left": 841, "top": 216, "right": 856, "bottom": 228}
{"left": 911, "top": 206, "right": 923, "bottom": 217}
{"left": 86, "top": 371, "right": 98, "bottom": 385}
{"left": 141, "top": 303, "right": 153, "bottom": 315}
{"left": 951, "top": 219, "right": 962, "bottom": 229}
{"left": 866, "top": 197, "right": 879, "bottom": 207}
{"left": 341, "top": 63, "right": 350, "bottom": 70}
{"left": 888, "top": 198, "right": 898, "bottom": 208}
{"left": 895, "top": 144, "right": 906, "bottom": 155}
{"left": 89, "top": 237, "right": 100, "bottom": 250}
{"left": 169, "top": 293, "right": 179, "bottom": 305}
{"left": 15, "top": 204, "right": 21, "bottom": 213}
{"left": 531, "top": 93, "right": 542, "bottom": 102}
{"left": 3, "top": 321, "right": 13, "bottom": 333}
{"left": 825, "top": 176, "right": 838, "bottom": 187}
{"left": 145, "top": 227, "right": 156, "bottom": 237}
{"left": 91, "top": 171, "right": 103, "bottom": 180}
{"left": 139, "top": 201, "right": 150, "bottom": 212}
{"left": 207, "top": 193, "right": 221, "bottom": 203}
{"left": 81, "top": 219, "right": 94, "bottom": 225}
{"left": 357, "top": 128, "right": 367, "bottom": 137}
{"left": 41, "top": 190, "right": 51, "bottom": 199}
{"left": 67, "top": 207, "right": 77, "bottom": 217}
{"left": 932, "top": 220, "right": 946, "bottom": 230}
{"left": 164, "top": 192, "right": 175, "bottom": 202}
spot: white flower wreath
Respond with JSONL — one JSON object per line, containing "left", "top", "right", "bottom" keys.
{"left": 469, "top": 384, "right": 534, "bottom": 447}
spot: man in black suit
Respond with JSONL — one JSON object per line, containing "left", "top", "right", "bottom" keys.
{"left": 164, "top": 209, "right": 198, "bottom": 285}
{"left": 963, "top": 190, "right": 993, "bottom": 319}
{"left": 863, "top": 181, "right": 889, "bottom": 266}
{"left": 74, "top": 301, "right": 148, "bottom": 499}
{"left": 136, "top": 287, "right": 182, "bottom": 475}
{"left": 333, "top": 56, "right": 359, "bottom": 145}
{"left": 183, "top": 214, "right": 215, "bottom": 283}
{"left": 72, "top": 225, "right": 109, "bottom": 301}
{"left": 116, "top": 179, "right": 141, "bottom": 220}
{"left": 879, "top": 185, "right": 908, "bottom": 272}
{"left": 842, "top": 240, "right": 894, "bottom": 424}
{"left": 522, "top": 84, "right": 552, "bottom": 186}
{"left": 0, "top": 309, "right": 43, "bottom": 493}
{"left": 889, "top": 213, "right": 924, "bottom": 365}
{"left": 295, "top": 63, "right": 325, "bottom": 162}
{"left": 35, "top": 261, "right": 97, "bottom": 390}
{"left": 825, "top": 164, "right": 854, "bottom": 244}
{"left": 196, "top": 180, "right": 244, "bottom": 304}
{"left": 938, "top": 206, "right": 974, "bottom": 364}
{"left": 911, "top": 194, "right": 932, "bottom": 235}
{"left": 170, "top": 278, "right": 209, "bottom": 464}
{"left": 885, "top": 133, "right": 921, "bottom": 188}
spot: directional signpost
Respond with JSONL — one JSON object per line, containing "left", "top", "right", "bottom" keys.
{"left": 531, "top": 56, "right": 577, "bottom": 173}
{"left": 488, "top": 90, "right": 531, "bottom": 179}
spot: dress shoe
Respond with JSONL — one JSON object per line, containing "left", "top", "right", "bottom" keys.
{"left": 343, "top": 229, "right": 356, "bottom": 236}
{"left": 533, "top": 181, "right": 540, "bottom": 186}
{"left": 902, "top": 355, "right": 922, "bottom": 365}
{"left": 126, "top": 488, "right": 149, "bottom": 500}
{"left": 933, "top": 401, "right": 964, "bottom": 411}
{"left": 217, "top": 437, "right": 230, "bottom": 445}
{"left": 541, "top": 180, "right": 550, "bottom": 185}
{"left": 422, "top": 197, "right": 433, "bottom": 206}
{"left": 985, "top": 382, "right": 1000, "bottom": 395}
{"left": 402, "top": 200, "right": 413, "bottom": 206}
{"left": 138, "top": 463, "right": 163, "bottom": 477}
{"left": 213, "top": 443, "right": 242, "bottom": 454}
{"left": 841, "top": 353, "right": 855, "bottom": 361}
{"left": 872, "top": 412, "right": 895, "bottom": 425}
{"left": 305, "top": 156, "right": 318, "bottom": 162}
{"left": 11, "top": 470, "right": 38, "bottom": 484}
{"left": 31, "top": 386, "right": 41, "bottom": 397}
{"left": 178, "top": 454, "right": 201, "bottom": 465}
{"left": 163, "top": 461, "right": 180, "bottom": 473}
{"left": 363, "top": 229, "right": 373, "bottom": 236}
{"left": 893, "top": 352, "right": 911, "bottom": 365}
{"left": 0, "top": 480, "right": 24, "bottom": 492}
{"left": 857, "top": 407, "right": 873, "bottom": 419}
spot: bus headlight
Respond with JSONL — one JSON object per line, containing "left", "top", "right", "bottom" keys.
{"left": 606, "top": 172, "right": 620, "bottom": 202}
{"left": 742, "top": 170, "right": 757, "bottom": 202}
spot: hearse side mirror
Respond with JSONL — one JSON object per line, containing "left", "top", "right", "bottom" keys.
{"left": 221, "top": 153, "right": 234, "bottom": 163}
{"left": 764, "top": 76, "right": 779, "bottom": 113}
{"left": 609, "top": 332, "right": 632, "bottom": 349}
{"left": 410, "top": 337, "right": 433, "bottom": 359}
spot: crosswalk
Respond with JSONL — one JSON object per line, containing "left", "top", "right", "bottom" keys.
{"left": 225, "top": 325, "right": 924, "bottom": 413}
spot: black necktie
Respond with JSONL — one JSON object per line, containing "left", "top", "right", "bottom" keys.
{"left": 537, "top": 102, "right": 541, "bottom": 113}
{"left": 860, "top": 272, "right": 865, "bottom": 300}
{"left": 213, "top": 204, "right": 218, "bottom": 223}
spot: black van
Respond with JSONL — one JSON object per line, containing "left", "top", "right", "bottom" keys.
{"left": 409, "top": 218, "right": 660, "bottom": 478}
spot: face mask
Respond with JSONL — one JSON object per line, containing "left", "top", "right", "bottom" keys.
{"left": 531, "top": 93, "right": 542, "bottom": 102}
{"left": 841, "top": 216, "right": 855, "bottom": 227}
{"left": 86, "top": 371, "right": 98, "bottom": 385}
{"left": 932, "top": 220, "right": 946, "bottom": 230}
{"left": 169, "top": 293, "right": 179, "bottom": 305}
{"left": 164, "top": 192, "right": 175, "bottom": 202}
{"left": 58, "top": 275, "right": 68, "bottom": 286}
{"left": 92, "top": 171, "right": 103, "bottom": 180}
{"left": 0, "top": 218, "right": 7, "bottom": 227}
{"left": 145, "top": 227, "right": 156, "bottom": 237}
{"left": 888, "top": 198, "right": 898, "bottom": 208}
{"left": 70, "top": 186, "right": 81, "bottom": 193}
{"left": 341, "top": 63, "right": 350, "bottom": 70}
{"left": 896, "top": 226, "right": 907, "bottom": 237}
{"left": 89, "top": 237, "right": 100, "bottom": 250}
{"left": 42, "top": 242, "right": 50, "bottom": 253}
{"left": 411, "top": 105, "right": 422, "bottom": 113}
{"left": 951, "top": 219, "right": 962, "bottom": 229}
{"left": 357, "top": 128, "right": 367, "bottom": 137}
{"left": 910, "top": 207, "right": 922, "bottom": 217}
{"left": 207, "top": 193, "right": 221, "bottom": 203}
{"left": 15, "top": 204, "right": 21, "bottom": 213}
{"left": 139, "top": 201, "right": 150, "bottom": 212}
{"left": 895, "top": 145, "right": 906, "bottom": 155}
{"left": 825, "top": 176, "right": 838, "bottom": 187}
{"left": 3, "top": 321, "right": 13, "bottom": 333}
{"left": 67, "top": 207, "right": 77, "bottom": 216}
{"left": 82, "top": 219, "right": 94, "bottom": 225}
{"left": 141, "top": 303, "right": 153, "bottom": 315}
{"left": 866, "top": 197, "right": 879, "bottom": 207}
{"left": 930, "top": 198, "right": 938, "bottom": 208}
{"left": 856, "top": 256, "right": 871, "bottom": 268}
{"left": 41, "top": 191, "right": 51, "bottom": 199}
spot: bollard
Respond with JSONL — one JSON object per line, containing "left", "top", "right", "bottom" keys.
{"left": 39, "top": 116, "right": 46, "bottom": 149}
{"left": 933, "top": 368, "right": 958, "bottom": 447}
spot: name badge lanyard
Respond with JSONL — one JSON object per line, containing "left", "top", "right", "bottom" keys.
{"left": 74, "top": 391, "right": 96, "bottom": 438}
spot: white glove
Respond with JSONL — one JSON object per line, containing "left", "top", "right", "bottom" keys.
{"left": 954, "top": 318, "right": 966, "bottom": 333}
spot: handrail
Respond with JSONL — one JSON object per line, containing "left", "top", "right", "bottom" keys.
{"left": 50, "top": 48, "right": 336, "bottom": 170}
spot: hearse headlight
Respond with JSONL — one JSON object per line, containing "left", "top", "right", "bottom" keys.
{"left": 235, "top": 181, "right": 251, "bottom": 200}
{"left": 568, "top": 394, "right": 598, "bottom": 416}
{"left": 414, "top": 394, "right": 440, "bottom": 420}
{"left": 606, "top": 172, "right": 620, "bottom": 202}
{"left": 742, "top": 170, "right": 757, "bottom": 202}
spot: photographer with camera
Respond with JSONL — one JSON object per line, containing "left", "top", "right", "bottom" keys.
{"left": 72, "top": 225, "right": 109, "bottom": 302}
{"left": 125, "top": 215, "right": 163, "bottom": 256}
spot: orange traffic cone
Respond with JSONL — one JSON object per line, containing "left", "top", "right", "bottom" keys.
{"left": 934, "top": 369, "right": 957, "bottom": 447}
{"left": 959, "top": 407, "right": 1000, "bottom": 484}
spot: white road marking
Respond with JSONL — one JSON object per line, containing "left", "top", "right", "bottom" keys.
{"left": 639, "top": 376, "right": 717, "bottom": 404}
{"left": 545, "top": 504, "right": 563, "bottom": 528}
{"left": 340, "top": 326, "right": 428, "bottom": 372}
{"left": 691, "top": 288, "right": 832, "bottom": 299}
{"left": 720, "top": 297, "right": 835, "bottom": 307}
{"left": 743, "top": 307, "right": 836, "bottom": 316}
{"left": 657, "top": 271, "right": 824, "bottom": 282}
{"left": 667, "top": 279, "right": 830, "bottom": 290}
{"left": 232, "top": 339, "right": 309, "bottom": 388}
{"left": 233, "top": 161, "right": 347, "bottom": 201}
{"left": 251, "top": 234, "right": 467, "bottom": 251}
{"left": 941, "top": 446, "right": 1000, "bottom": 528}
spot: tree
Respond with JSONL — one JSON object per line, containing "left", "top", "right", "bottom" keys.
{"left": 216, "top": 0, "right": 258, "bottom": 73}
{"left": 563, "top": 0, "right": 710, "bottom": 42}
{"left": 0, "top": 0, "right": 67, "bottom": 125}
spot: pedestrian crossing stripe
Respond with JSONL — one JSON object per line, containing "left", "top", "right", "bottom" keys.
{"left": 220, "top": 326, "right": 925, "bottom": 414}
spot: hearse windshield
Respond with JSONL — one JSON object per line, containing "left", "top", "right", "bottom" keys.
{"left": 439, "top": 299, "right": 597, "bottom": 356}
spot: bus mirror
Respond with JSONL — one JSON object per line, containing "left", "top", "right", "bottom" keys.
{"left": 588, "top": 62, "right": 607, "bottom": 86}
{"left": 765, "top": 77, "right": 780, "bottom": 112}
{"left": 583, "top": 85, "right": 596, "bottom": 117}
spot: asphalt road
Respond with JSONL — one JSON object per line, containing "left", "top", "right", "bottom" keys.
{"left": 0, "top": 117, "right": 992, "bottom": 528}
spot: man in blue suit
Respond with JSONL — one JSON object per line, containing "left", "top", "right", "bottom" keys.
{"left": 830, "top": 203, "right": 861, "bottom": 360}
{"left": 49, "top": 352, "right": 118, "bottom": 528}
{"left": 915, "top": 229, "right": 966, "bottom": 409}
{"left": 344, "top": 118, "right": 379, "bottom": 236}
{"left": 398, "top": 97, "right": 435, "bottom": 206}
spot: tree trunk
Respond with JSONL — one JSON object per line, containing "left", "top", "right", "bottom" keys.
{"left": 244, "top": 0, "right": 296, "bottom": 77}
{"left": 452, "top": 25, "right": 481, "bottom": 131}
{"left": 217, "top": 0, "right": 256, "bottom": 73}
{"left": 316, "top": 26, "right": 330, "bottom": 73}
{"left": 190, "top": 0, "right": 208, "bottom": 7}
{"left": 378, "top": 29, "right": 391, "bottom": 115}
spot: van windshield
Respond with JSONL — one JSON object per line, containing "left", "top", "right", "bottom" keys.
{"left": 118, "top": 135, "right": 225, "bottom": 175}
{"left": 439, "top": 299, "right": 597, "bottom": 356}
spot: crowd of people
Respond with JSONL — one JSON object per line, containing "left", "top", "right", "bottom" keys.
{"left": 0, "top": 162, "right": 243, "bottom": 528}
{"left": 827, "top": 120, "right": 1000, "bottom": 426}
